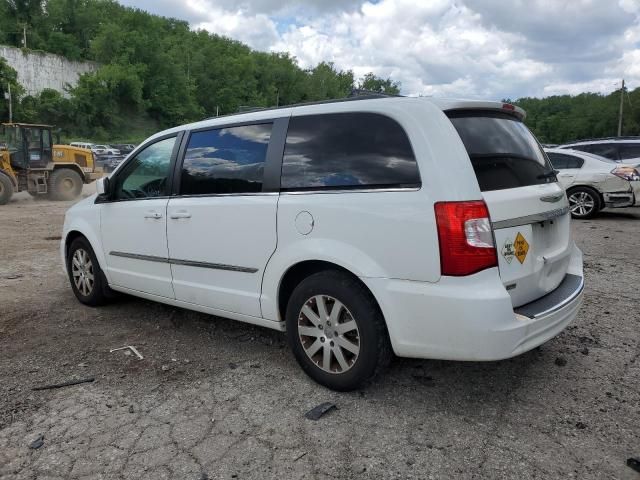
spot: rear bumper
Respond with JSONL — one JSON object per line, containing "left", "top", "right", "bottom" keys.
{"left": 362, "top": 243, "right": 584, "bottom": 361}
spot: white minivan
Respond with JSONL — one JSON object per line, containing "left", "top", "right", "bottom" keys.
{"left": 61, "top": 96, "right": 584, "bottom": 390}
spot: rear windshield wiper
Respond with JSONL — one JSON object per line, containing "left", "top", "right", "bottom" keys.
{"left": 537, "top": 169, "right": 558, "bottom": 180}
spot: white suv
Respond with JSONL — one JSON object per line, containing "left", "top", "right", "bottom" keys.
{"left": 61, "top": 97, "right": 584, "bottom": 390}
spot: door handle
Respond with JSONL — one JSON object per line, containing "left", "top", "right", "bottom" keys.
{"left": 170, "top": 211, "right": 192, "bottom": 219}
{"left": 144, "top": 211, "right": 163, "bottom": 219}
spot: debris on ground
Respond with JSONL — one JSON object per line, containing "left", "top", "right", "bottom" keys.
{"left": 109, "top": 345, "right": 144, "bottom": 360}
{"left": 305, "top": 402, "right": 337, "bottom": 421}
{"left": 228, "top": 362, "right": 238, "bottom": 369}
{"left": 554, "top": 357, "right": 567, "bottom": 367}
{"left": 581, "top": 347, "right": 589, "bottom": 355}
{"left": 627, "top": 457, "right": 640, "bottom": 473}
{"left": 294, "top": 451, "right": 308, "bottom": 461}
{"left": 32, "top": 377, "right": 95, "bottom": 391}
{"left": 3, "top": 274, "right": 23, "bottom": 280}
{"left": 28, "top": 435, "right": 44, "bottom": 449}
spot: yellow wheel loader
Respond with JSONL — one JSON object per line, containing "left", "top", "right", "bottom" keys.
{"left": 0, "top": 123, "right": 103, "bottom": 205}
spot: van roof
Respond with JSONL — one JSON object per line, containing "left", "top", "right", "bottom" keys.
{"left": 153, "top": 96, "right": 526, "bottom": 141}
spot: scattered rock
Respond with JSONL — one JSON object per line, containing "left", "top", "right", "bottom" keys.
{"left": 228, "top": 362, "right": 238, "bottom": 370}
{"left": 575, "top": 422, "right": 587, "bottom": 430}
{"left": 305, "top": 402, "right": 337, "bottom": 421}
{"left": 128, "top": 405, "right": 135, "bottom": 413}
{"left": 161, "top": 365, "right": 170, "bottom": 371}
{"left": 28, "top": 435, "right": 44, "bottom": 449}
{"left": 580, "top": 347, "right": 589, "bottom": 355}
{"left": 627, "top": 457, "right": 640, "bottom": 473}
{"left": 555, "top": 357, "right": 567, "bottom": 367}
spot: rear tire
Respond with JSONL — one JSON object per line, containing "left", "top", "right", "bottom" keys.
{"left": 567, "top": 186, "right": 601, "bottom": 219}
{"left": 49, "top": 168, "right": 83, "bottom": 201}
{"left": 286, "top": 270, "right": 391, "bottom": 391}
{"left": 67, "top": 237, "right": 111, "bottom": 306}
{"left": 0, "top": 174, "right": 13, "bottom": 205}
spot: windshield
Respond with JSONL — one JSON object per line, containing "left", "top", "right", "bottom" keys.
{"left": 447, "top": 111, "right": 555, "bottom": 192}
{"left": 0, "top": 125, "right": 22, "bottom": 151}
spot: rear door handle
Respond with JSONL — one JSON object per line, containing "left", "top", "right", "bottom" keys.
{"left": 170, "top": 211, "right": 192, "bottom": 219}
{"left": 144, "top": 211, "right": 163, "bottom": 219}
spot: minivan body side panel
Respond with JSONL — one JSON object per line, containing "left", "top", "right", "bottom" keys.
{"left": 261, "top": 190, "right": 439, "bottom": 321}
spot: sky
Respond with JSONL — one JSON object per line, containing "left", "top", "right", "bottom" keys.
{"left": 117, "top": 0, "right": 640, "bottom": 100}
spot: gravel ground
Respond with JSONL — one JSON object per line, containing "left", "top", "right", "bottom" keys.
{"left": 0, "top": 190, "right": 639, "bottom": 480}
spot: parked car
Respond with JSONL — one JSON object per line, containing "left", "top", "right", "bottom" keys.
{"left": 558, "top": 137, "right": 640, "bottom": 164}
{"left": 545, "top": 148, "right": 640, "bottom": 218}
{"left": 70, "top": 142, "right": 95, "bottom": 150}
{"left": 111, "top": 143, "right": 136, "bottom": 155}
{"left": 61, "top": 97, "right": 584, "bottom": 391}
{"left": 92, "top": 144, "right": 120, "bottom": 155}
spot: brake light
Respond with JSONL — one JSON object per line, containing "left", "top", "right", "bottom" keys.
{"left": 435, "top": 201, "right": 497, "bottom": 276}
{"left": 502, "top": 103, "right": 516, "bottom": 111}
{"left": 611, "top": 166, "right": 640, "bottom": 181}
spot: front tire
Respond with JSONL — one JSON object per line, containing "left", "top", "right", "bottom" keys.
{"left": 567, "top": 186, "right": 601, "bottom": 219}
{"left": 49, "top": 168, "right": 83, "bottom": 201}
{"left": 67, "top": 237, "right": 110, "bottom": 306}
{"left": 0, "top": 174, "right": 13, "bottom": 205}
{"left": 286, "top": 270, "right": 391, "bottom": 391}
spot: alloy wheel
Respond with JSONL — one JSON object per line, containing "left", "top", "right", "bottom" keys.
{"left": 71, "top": 248, "right": 95, "bottom": 296}
{"left": 297, "top": 295, "right": 361, "bottom": 374}
{"left": 568, "top": 191, "right": 595, "bottom": 217}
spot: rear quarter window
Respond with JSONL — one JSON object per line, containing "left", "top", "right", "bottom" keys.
{"left": 447, "top": 111, "right": 555, "bottom": 192}
{"left": 281, "top": 112, "right": 420, "bottom": 190}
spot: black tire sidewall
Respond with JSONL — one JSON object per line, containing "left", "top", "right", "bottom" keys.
{"left": 568, "top": 187, "right": 600, "bottom": 219}
{"left": 50, "top": 169, "right": 83, "bottom": 201}
{"left": 286, "top": 271, "right": 387, "bottom": 391}
{"left": 67, "top": 237, "right": 107, "bottom": 306}
{"left": 0, "top": 174, "right": 13, "bottom": 205}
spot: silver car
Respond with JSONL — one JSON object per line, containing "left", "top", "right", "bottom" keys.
{"left": 545, "top": 148, "right": 640, "bottom": 218}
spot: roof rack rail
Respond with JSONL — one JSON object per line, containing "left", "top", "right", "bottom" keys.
{"left": 206, "top": 91, "right": 405, "bottom": 121}
{"left": 561, "top": 136, "right": 640, "bottom": 144}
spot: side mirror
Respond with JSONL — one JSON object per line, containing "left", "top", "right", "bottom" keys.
{"left": 96, "top": 176, "right": 110, "bottom": 196}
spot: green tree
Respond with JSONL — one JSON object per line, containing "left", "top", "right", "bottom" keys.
{"left": 357, "top": 72, "right": 401, "bottom": 94}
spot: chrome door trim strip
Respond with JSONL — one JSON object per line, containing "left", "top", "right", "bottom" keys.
{"left": 169, "top": 258, "right": 258, "bottom": 273}
{"left": 109, "top": 251, "right": 257, "bottom": 273}
{"left": 109, "top": 251, "right": 169, "bottom": 263}
{"left": 492, "top": 206, "right": 570, "bottom": 230}
{"left": 280, "top": 186, "right": 421, "bottom": 195}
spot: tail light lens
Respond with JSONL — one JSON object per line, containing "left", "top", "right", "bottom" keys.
{"left": 435, "top": 201, "right": 498, "bottom": 276}
{"left": 611, "top": 166, "right": 640, "bottom": 181}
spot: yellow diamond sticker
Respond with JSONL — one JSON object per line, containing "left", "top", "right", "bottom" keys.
{"left": 514, "top": 232, "right": 529, "bottom": 264}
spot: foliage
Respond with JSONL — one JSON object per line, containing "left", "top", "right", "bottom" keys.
{"left": 0, "top": 0, "right": 636, "bottom": 143}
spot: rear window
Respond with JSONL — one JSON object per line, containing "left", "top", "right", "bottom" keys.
{"left": 620, "top": 144, "right": 640, "bottom": 160}
{"left": 281, "top": 112, "right": 420, "bottom": 190}
{"left": 447, "top": 111, "right": 555, "bottom": 192}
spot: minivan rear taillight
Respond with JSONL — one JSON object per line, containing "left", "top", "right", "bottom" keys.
{"left": 434, "top": 201, "right": 498, "bottom": 276}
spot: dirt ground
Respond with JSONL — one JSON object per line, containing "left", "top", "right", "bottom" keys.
{"left": 0, "top": 189, "right": 639, "bottom": 480}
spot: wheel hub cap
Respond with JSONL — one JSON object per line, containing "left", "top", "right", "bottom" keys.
{"left": 298, "top": 295, "right": 360, "bottom": 374}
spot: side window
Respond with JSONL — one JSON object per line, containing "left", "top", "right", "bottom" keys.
{"left": 548, "top": 153, "right": 584, "bottom": 170}
{"left": 620, "top": 144, "right": 640, "bottom": 160}
{"left": 114, "top": 136, "right": 176, "bottom": 200}
{"left": 565, "top": 154, "right": 584, "bottom": 169}
{"left": 180, "top": 123, "right": 272, "bottom": 195}
{"left": 547, "top": 153, "right": 568, "bottom": 169}
{"left": 588, "top": 144, "right": 618, "bottom": 160}
{"left": 281, "top": 112, "right": 420, "bottom": 190}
